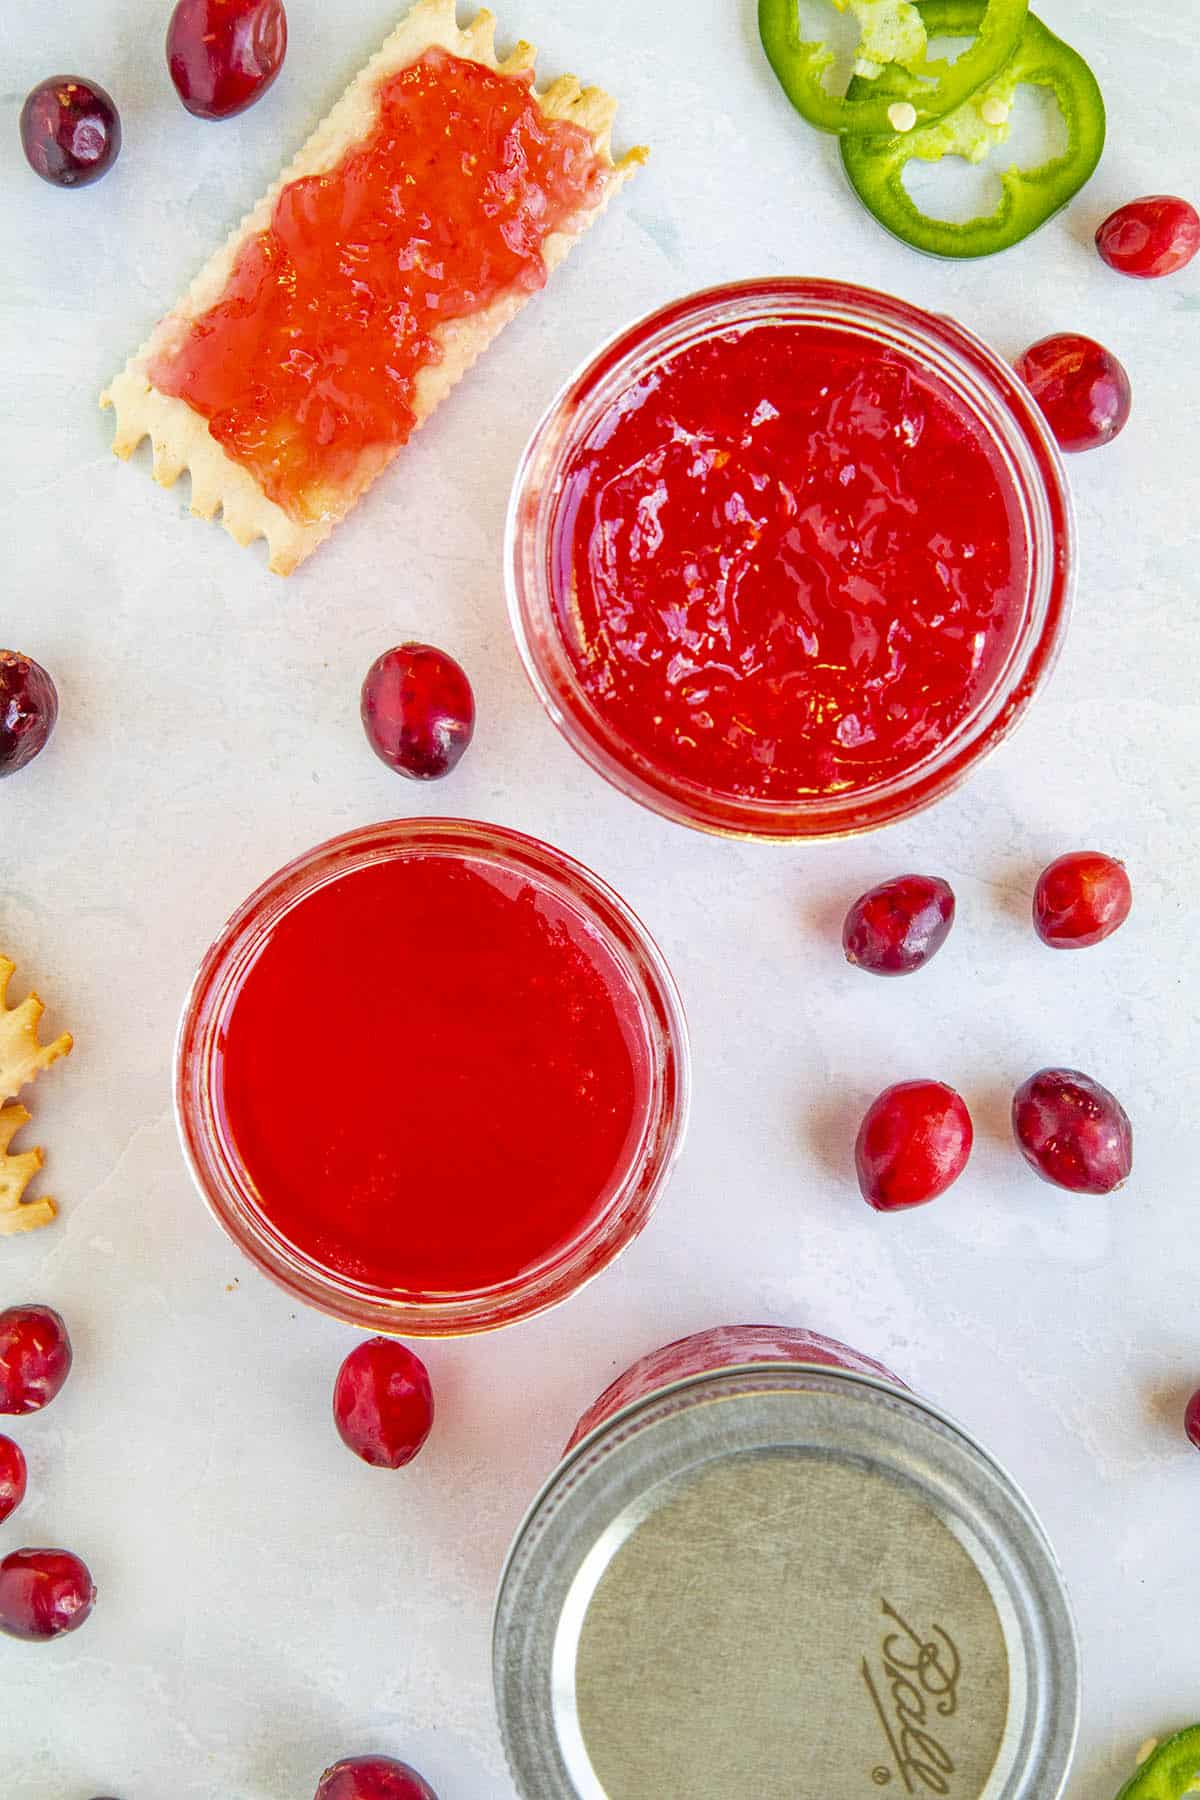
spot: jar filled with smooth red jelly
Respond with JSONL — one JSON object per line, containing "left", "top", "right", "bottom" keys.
{"left": 175, "top": 820, "right": 689, "bottom": 1334}
{"left": 507, "top": 279, "right": 1074, "bottom": 840}
{"left": 495, "top": 1325, "right": 1080, "bottom": 1800}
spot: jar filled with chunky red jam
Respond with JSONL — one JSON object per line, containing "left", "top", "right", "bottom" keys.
{"left": 495, "top": 1325, "right": 1080, "bottom": 1799}
{"left": 175, "top": 820, "right": 689, "bottom": 1334}
{"left": 507, "top": 280, "right": 1073, "bottom": 839}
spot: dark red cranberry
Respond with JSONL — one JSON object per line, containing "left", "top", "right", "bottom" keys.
{"left": 360, "top": 644, "right": 475, "bottom": 781}
{"left": 0, "top": 1306, "right": 73, "bottom": 1416}
{"left": 167, "top": 0, "right": 288, "bottom": 120}
{"left": 1015, "top": 334, "right": 1131, "bottom": 453}
{"left": 855, "top": 1081, "right": 973, "bottom": 1212}
{"left": 1185, "top": 1390, "right": 1200, "bottom": 1451}
{"left": 1096, "top": 196, "right": 1200, "bottom": 279}
{"left": 0, "top": 1436, "right": 28, "bottom": 1525}
{"left": 0, "top": 1548, "right": 95, "bottom": 1641}
{"left": 0, "top": 651, "right": 59, "bottom": 778}
{"left": 315, "top": 1756, "right": 439, "bottom": 1800}
{"left": 20, "top": 77, "right": 121, "bottom": 188}
{"left": 1033, "top": 851, "right": 1132, "bottom": 949}
{"left": 333, "top": 1339, "right": 434, "bottom": 1470}
{"left": 1012, "top": 1068, "right": 1132, "bottom": 1194}
{"left": 842, "top": 874, "right": 955, "bottom": 977}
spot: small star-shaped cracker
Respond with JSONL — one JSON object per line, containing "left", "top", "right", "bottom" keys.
{"left": 0, "top": 955, "right": 73, "bottom": 1236}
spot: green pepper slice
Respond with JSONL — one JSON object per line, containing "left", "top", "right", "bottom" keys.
{"left": 758, "top": 0, "right": 1028, "bottom": 137}
{"left": 1114, "top": 1728, "right": 1200, "bottom": 1800}
{"left": 840, "top": 1, "right": 1105, "bottom": 258}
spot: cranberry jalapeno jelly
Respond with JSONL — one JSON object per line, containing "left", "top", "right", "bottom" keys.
{"left": 149, "top": 49, "right": 607, "bottom": 523}
{"left": 176, "top": 821, "right": 688, "bottom": 1334}
{"left": 495, "top": 1326, "right": 1079, "bottom": 1800}
{"left": 508, "top": 281, "right": 1073, "bottom": 838}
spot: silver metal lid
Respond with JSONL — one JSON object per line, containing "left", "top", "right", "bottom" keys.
{"left": 494, "top": 1364, "right": 1078, "bottom": 1799}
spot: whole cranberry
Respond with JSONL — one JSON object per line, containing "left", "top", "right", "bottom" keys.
{"left": 855, "top": 1081, "right": 973, "bottom": 1212}
{"left": 167, "top": 0, "right": 288, "bottom": 120}
{"left": 1015, "top": 334, "right": 1131, "bottom": 453}
{"left": 1012, "top": 1068, "right": 1132, "bottom": 1194}
{"left": 0, "top": 1306, "right": 73, "bottom": 1416}
{"left": 333, "top": 1339, "right": 434, "bottom": 1470}
{"left": 842, "top": 874, "right": 955, "bottom": 977}
{"left": 0, "top": 1436, "right": 28, "bottom": 1525}
{"left": 316, "top": 1756, "right": 439, "bottom": 1800}
{"left": 1185, "top": 1390, "right": 1200, "bottom": 1451}
{"left": 0, "top": 650, "right": 59, "bottom": 778}
{"left": 360, "top": 644, "right": 475, "bottom": 780}
{"left": 0, "top": 1548, "right": 95, "bottom": 1641}
{"left": 20, "top": 77, "right": 121, "bottom": 188}
{"left": 1096, "top": 196, "right": 1200, "bottom": 279}
{"left": 1033, "top": 851, "right": 1132, "bottom": 949}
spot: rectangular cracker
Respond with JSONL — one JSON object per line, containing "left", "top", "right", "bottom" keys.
{"left": 101, "top": 0, "right": 646, "bottom": 574}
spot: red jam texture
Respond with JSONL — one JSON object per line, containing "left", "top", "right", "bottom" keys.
{"left": 149, "top": 50, "right": 605, "bottom": 521}
{"left": 551, "top": 324, "right": 1026, "bottom": 802}
{"left": 217, "top": 853, "right": 643, "bottom": 1295}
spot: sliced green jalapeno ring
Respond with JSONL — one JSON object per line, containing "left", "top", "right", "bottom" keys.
{"left": 758, "top": 0, "right": 1028, "bottom": 136}
{"left": 1114, "top": 1727, "right": 1200, "bottom": 1800}
{"left": 840, "top": 1, "right": 1105, "bottom": 258}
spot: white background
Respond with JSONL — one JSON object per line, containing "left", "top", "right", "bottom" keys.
{"left": 2, "top": 0, "right": 1197, "bottom": 1795}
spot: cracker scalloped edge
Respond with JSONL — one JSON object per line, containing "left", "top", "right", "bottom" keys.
{"left": 99, "top": 0, "right": 647, "bottom": 575}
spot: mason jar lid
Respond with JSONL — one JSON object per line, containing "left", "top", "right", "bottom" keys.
{"left": 494, "top": 1362, "right": 1078, "bottom": 1799}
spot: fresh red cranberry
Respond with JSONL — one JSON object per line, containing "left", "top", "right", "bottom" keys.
{"left": 360, "top": 644, "right": 475, "bottom": 781}
{"left": 20, "top": 77, "right": 121, "bottom": 188}
{"left": 167, "top": 0, "right": 288, "bottom": 120}
{"left": 0, "top": 651, "right": 59, "bottom": 778}
{"left": 842, "top": 875, "right": 955, "bottom": 977}
{"left": 0, "top": 1548, "right": 95, "bottom": 1641}
{"left": 1096, "top": 196, "right": 1200, "bottom": 279}
{"left": 0, "top": 1437, "right": 28, "bottom": 1525}
{"left": 1033, "top": 851, "right": 1132, "bottom": 949}
{"left": 1012, "top": 1068, "right": 1132, "bottom": 1194}
{"left": 1185, "top": 1390, "right": 1200, "bottom": 1451}
{"left": 333, "top": 1339, "right": 434, "bottom": 1470}
{"left": 315, "top": 1756, "right": 439, "bottom": 1800}
{"left": 1015, "top": 334, "right": 1131, "bottom": 453}
{"left": 855, "top": 1081, "right": 973, "bottom": 1212}
{"left": 0, "top": 1306, "right": 73, "bottom": 1416}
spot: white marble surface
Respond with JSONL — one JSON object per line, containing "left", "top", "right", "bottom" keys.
{"left": 2, "top": 1, "right": 1198, "bottom": 1795}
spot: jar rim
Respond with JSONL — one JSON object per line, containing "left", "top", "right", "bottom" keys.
{"left": 506, "top": 278, "right": 1075, "bottom": 841}
{"left": 174, "top": 817, "right": 691, "bottom": 1335}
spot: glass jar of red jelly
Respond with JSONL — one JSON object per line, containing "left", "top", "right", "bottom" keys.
{"left": 175, "top": 819, "right": 689, "bottom": 1334}
{"left": 507, "top": 279, "right": 1073, "bottom": 839}
{"left": 495, "top": 1325, "right": 1079, "bottom": 1799}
